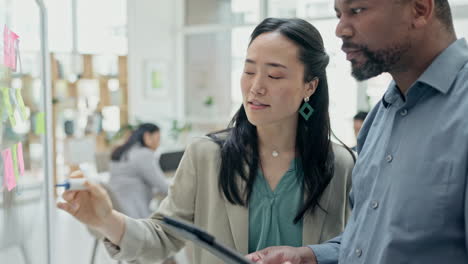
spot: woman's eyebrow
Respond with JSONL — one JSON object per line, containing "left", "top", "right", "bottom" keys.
{"left": 245, "top": 58, "right": 288, "bottom": 69}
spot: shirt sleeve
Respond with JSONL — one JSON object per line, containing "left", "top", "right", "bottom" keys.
{"left": 308, "top": 235, "right": 341, "bottom": 264}
{"left": 134, "top": 149, "right": 169, "bottom": 196}
{"left": 465, "top": 169, "right": 468, "bottom": 254}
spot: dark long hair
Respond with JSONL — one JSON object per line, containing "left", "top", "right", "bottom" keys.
{"left": 209, "top": 18, "right": 353, "bottom": 223}
{"left": 111, "top": 123, "right": 160, "bottom": 161}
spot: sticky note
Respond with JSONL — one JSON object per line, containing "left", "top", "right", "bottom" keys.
{"left": 3, "top": 25, "right": 19, "bottom": 70}
{"left": 15, "top": 89, "right": 27, "bottom": 120}
{"left": 1, "top": 87, "right": 15, "bottom": 127}
{"left": 0, "top": 153, "right": 4, "bottom": 187}
{"left": 17, "top": 142, "right": 24, "bottom": 176}
{"left": 35, "top": 112, "right": 45, "bottom": 135}
{"left": 2, "top": 148, "right": 16, "bottom": 191}
{"left": 11, "top": 144, "right": 19, "bottom": 181}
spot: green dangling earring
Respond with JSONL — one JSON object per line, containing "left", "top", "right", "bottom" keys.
{"left": 299, "top": 97, "right": 314, "bottom": 121}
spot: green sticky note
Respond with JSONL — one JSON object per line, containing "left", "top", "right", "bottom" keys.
{"left": 35, "top": 112, "right": 45, "bottom": 135}
{"left": 1, "top": 87, "right": 16, "bottom": 127}
{"left": 15, "top": 89, "right": 27, "bottom": 121}
{"left": 12, "top": 143, "right": 19, "bottom": 181}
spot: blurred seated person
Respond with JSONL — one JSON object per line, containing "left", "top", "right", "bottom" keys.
{"left": 108, "top": 123, "right": 169, "bottom": 219}
{"left": 352, "top": 111, "right": 368, "bottom": 151}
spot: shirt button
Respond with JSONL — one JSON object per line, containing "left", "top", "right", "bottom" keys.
{"left": 355, "top": 248, "right": 362, "bottom": 257}
{"left": 400, "top": 109, "right": 408, "bottom": 116}
{"left": 386, "top": 154, "right": 393, "bottom": 163}
{"left": 371, "top": 201, "right": 379, "bottom": 209}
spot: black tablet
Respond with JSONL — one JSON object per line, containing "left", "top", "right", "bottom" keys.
{"left": 161, "top": 216, "right": 254, "bottom": 264}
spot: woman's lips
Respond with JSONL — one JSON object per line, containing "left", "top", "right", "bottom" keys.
{"left": 248, "top": 101, "right": 270, "bottom": 110}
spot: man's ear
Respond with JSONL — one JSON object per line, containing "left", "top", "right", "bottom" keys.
{"left": 411, "top": 0, "right": 435, "bottom": 29}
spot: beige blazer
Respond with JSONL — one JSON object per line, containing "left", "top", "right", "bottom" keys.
{"left": 105, "top": 137, "right": 354, "bottom": 264}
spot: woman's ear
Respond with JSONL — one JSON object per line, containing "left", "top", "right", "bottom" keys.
{"left": 305, "top": 77, "right": 319, "bottom": 98}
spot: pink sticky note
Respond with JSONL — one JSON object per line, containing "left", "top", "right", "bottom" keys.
{"left": 10, "top": 33, "right": 19, "bottom": 70}
{"left": 17, "top": 142, "right": 25, "bottom": 176}
{"left": 3, "top": 25, "right": 19, "bottom": 70}
{"left": 1, "top": 148, "right": 16, "bottom": 191}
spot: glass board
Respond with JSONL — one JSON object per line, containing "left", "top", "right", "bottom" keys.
{"left": 0, "top": 0, "right": 51, "bottom": 264}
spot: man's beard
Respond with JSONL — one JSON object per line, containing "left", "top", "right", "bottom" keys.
{"left": 348, "top": 42, "right": 411, "bottom": 81}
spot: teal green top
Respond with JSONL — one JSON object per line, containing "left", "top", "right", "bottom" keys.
{"left": 248, "top": 159, "right": 304, "bottom": 253}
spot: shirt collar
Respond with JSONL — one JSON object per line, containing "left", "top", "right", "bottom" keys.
{"left": 382, "top": 38, "right": 468, "bottom": 108}
{"left": 418, "top": 38, "right": 468, "bottom": 94}
{"left": 382, "top": 81, "right": 404, "bottom": 108}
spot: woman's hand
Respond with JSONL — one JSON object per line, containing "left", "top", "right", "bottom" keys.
{"left": 57, "top": 173, "right": 112, "bottom": 229}
{"left": 57, "top": 171, "right": 125, "bottom": 244}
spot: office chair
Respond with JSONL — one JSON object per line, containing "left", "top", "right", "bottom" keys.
{"left": 159, "top": 150, "right": 184, "bottom": 172}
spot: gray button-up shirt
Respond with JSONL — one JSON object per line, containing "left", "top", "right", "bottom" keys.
{"left": 310, "top": 38, "right": 468, "bottom": 264}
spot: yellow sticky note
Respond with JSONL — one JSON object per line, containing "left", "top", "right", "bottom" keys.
{"left": 35, "top": 112, "right": 45, "bottom": 135}
{"left": 15, "top": 89, "right": 27, "bottom": 120}
{"left": 1, "top": 87, "right": 16, "bottom": 127}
